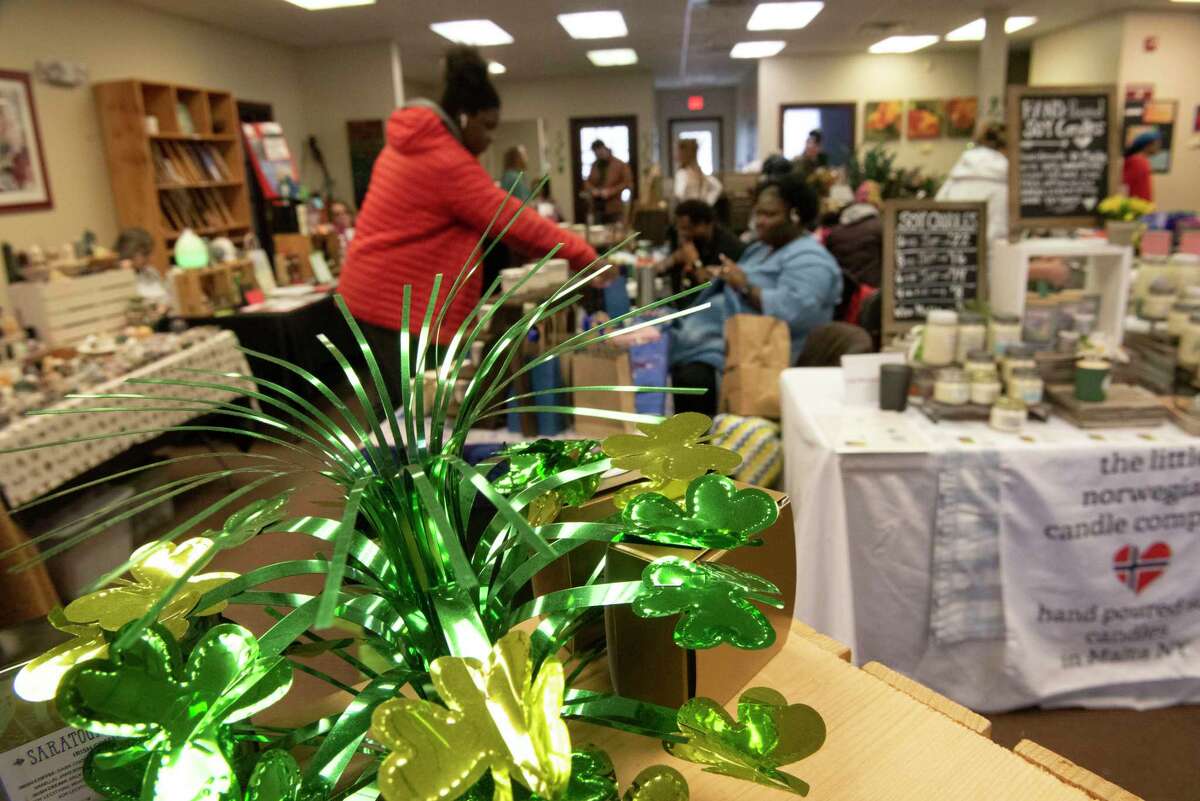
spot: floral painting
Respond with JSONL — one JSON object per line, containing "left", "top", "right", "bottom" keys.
{"left": 906, "top": 99, "right": 945, "bottom": 140}
{"left": 945, "top": 97, "right": 978, "bottom": 138}
{"left": 864, "top": 101, "right": 902, "bottom": 142}
{"left": 0, "top": 70, "right": 52, "bottom": 212}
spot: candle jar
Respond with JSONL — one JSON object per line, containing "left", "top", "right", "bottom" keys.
{"left": 1057, "top": 330, "right": 1081, "bottom": 354}
{"left": 969, "top": 371, "right": 1002, "bottom": 405}
{"left": 955, "top": 312, "right": 987, "bottom": 363}
{"left": 1008, "top": 367, "right": 1045, "bottom": 405}
{"left": 933, "top": 367, "right": 970, "bottom": 405}
{"left": 1168, "top": 303, "right": 1200, "bottom": 338}
{"left": 990, "top": 397, "right": 1027, "bottom": 433}
{"left": 1141, "top": 280, "right": 1176, "bottom": 322}
{"left": 1179, "top": 313, "right": 1200, "bottom": 368}
{"left": 1002, "top": 344, "right": 1036, "bottom": 387}
{"left": 964, "top": 349, "right": 997, "bottom": 379}
{"left": 989, "top": 313, "right": 1022, "bottom": 356}
{"left": 922, "top": 310, "right": 959, "bottom": 367}
{"left": 1072, "top": 312, "right": 1097, "bottom": 336}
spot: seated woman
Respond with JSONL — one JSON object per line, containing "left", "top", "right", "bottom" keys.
{"left": 670, "top": 173, "right": 842, "bottom": 415}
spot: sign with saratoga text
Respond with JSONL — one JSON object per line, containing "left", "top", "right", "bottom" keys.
{"left": 881, "top": 199, "right": 987, "bottom": 337}
{"left": 999, "top": 446, "right": 1200, "bottom": 698}
{"left": 1007, "top": 84, "right": 1119, "bottom": 229}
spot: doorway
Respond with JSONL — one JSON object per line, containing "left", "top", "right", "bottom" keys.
{"left": 779, "top": 102, "right": 856, "bottom": 166}
{"left": 569, "top": 115, "right": 638, "bottom": 223}
{"left": 668, "top": 117, "right": 723, "bottom": 176}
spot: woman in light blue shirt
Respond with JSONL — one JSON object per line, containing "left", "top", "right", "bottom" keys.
{"left": 670, "top": 173, "right": 842, "bottom": 415}
{"left": 499, "top": 145, "right": 532, "bottom": 202}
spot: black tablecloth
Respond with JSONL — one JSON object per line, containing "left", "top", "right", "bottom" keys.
{"left": 185, "top": 294, "right": 358, "bottom": 398}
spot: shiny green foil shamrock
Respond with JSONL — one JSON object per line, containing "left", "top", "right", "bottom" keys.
{"left": 632, "top": 557, "right": 783, "bottom": 650}
{"left": 666, "top": 687, "right": 825, "bottom": 796}
{"left": 244, "top": 750, "right": 302, "bottom": 801}
{"left": 14, "top": 534, "right": 236, "bottom": 703}
{"left": 206, "top": 490, "right": 293, "bottom": 548}
{"left": 371, "top": 630, "right": 571, "bottom": 801}
{"left": 527, "top": 750, "right": 689, "bottom": 801}
{"left": 494, "top": 440, "right": 605, "bottom": 524}
{"left": 602, "top": 414, "right": 741, "bottom": 486}
{"left": 622, "top": 474, "right": 778, "bottom": 550}
{"left": 56, "top": 622, "right": 293, "bottom": 801}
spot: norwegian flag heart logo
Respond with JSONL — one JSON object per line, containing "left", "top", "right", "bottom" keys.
{"left": 1113, "top": 542, "right": 1171, "bottom": 594}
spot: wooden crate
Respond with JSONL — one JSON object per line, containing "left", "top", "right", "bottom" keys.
{"left": 8, "top": 270, "right": 137, "bottom": 346}
{"left": 171, "top": 259, "right": 257, "bottom": 317}
{"left": 574, "top": 619, "right": 1143, "bottom": 800}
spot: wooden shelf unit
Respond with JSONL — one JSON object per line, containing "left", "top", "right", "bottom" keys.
{"left": 94, "top": 79, "right": 253, "bottom": 271}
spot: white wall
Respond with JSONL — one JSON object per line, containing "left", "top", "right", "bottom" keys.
{"left": 0, "top": 0, "right": 305, "bottom": 251}
{"left": 1029, "top": 15, "right": 1123, "bottom": 86}
{"left": 757, "top": 51, "right": 980, "bottom": 180}
{"left": 656, "top": 87, "right": 738, "bottom": 175}
{"left": 497, "top": 72, "right": 657, "bottom": 220}
{"left": 298, "top": 42, "right": 399, "bottom": 208}
{"left": 1117, "top": 12, "right": 1200, "bottom": 211}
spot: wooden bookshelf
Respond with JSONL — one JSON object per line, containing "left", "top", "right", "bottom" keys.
{"left": 94, "top": 79, "right": 253, "bottom": 271}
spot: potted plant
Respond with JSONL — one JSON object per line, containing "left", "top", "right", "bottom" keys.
{"left": 1097, "top": 194, "right": 1154, "bottom": 247}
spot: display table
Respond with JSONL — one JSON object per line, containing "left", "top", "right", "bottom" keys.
{"left": 0, "top": 330, "right": 250, "bottom": 507}
{"left": 781, "top": 367, "right": 1200, "bottom": 712}
{"left": 185, "top": 291, "right": 356, "bottom": 398}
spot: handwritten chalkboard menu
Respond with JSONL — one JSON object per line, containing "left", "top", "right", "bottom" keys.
{"left": 881, "top": 200, "right": 988, "bottom": 336}
{"left": 1008, "top": 84, "right": 1119, "bottom": 229}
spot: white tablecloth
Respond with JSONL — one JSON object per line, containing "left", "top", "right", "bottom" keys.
{"left": 0, "top": 331, "right": 251, "bottom": 507}
{"left": 781, "top": 367, "right": 1200, "bottom": 711}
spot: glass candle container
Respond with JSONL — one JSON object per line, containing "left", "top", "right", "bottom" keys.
{"left": 955, "top": 312, "right": 987, "bottom": 363}
{"left": 1008, "top": 367, "right": 1045, "bottom": 405}
{"left": 969, "top": 372, "right": 1002, "bottom": 405}
{"left": 964, "top": 350, "right": 997, "bottom": 378}
{"left": 1179, "top": 313, "right": 1200, "bottom": 368}
{"left": 1002, "top": 344, "right": 1036, "bottom": 387}
{"left": 1168, "top": 302, "right": 1200, "bottom": 338}
{"left": 989, "top": 313, "right": 1022, "bottom": 356}
{"left": 933, "top": 367, "right": 970, "bottom": 405}
{"left": 922, "top": 310, "right": 959, "bottom": 367}
{"left": 990, "top": 396, "right": 1027, "bottom": 433}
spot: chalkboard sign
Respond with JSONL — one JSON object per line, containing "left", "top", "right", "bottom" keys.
{"left": 1008, "top": 84, "right": 1119, "bottom": 229}
{"left": 881, "top": 200, "right": 988, "bottom": 337}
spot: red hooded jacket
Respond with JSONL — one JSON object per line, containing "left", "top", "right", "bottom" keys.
{"left": 339, "top": 105, "right": 598, "bottom": 340}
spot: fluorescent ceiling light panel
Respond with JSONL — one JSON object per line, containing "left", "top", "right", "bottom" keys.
{"left": 868, "top": 35, "right": 939, "bottom": 53}
{"left": 283, "top": 0, "right": 374, "bottom": 8}
{"left": 730, "top": 40, "right": 786, "bottom": 59}
{"left": 747, "top": 2, "right": 824, "bottom": 31}
{"left": 488, "top": 61, "right": 507, "bottom": 75}
{"left": 429, "top": 19, "right": 514, "bottom": 46}
{"left": 587, "top": 48, "right": 638, "bottom": 66}
{"left": 557, "top": 11, "right": 628, "bottom": 39}
{"left": 945, "top": 16, "right": 1037, "bottom": 41}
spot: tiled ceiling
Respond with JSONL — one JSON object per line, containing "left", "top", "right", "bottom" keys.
{"left": 127, "top": 0, "right": 1190, "bottom": 85}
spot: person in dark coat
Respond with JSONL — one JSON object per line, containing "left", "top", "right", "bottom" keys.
{"left": 824, "top": 180, "right": 883, "bottom": 288}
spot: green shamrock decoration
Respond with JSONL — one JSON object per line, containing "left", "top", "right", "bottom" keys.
{"left": 207, "top": 490, "right": 293, "bottom": 548}
{"left": 494, "top": 440, "right": 605, "bottom": 524}
{"left": 666, "top": 687, "right": 825, "bottom": 796}
{"left": 622, "top": 475, "right": 778, "bottom": 550}
{"left": 57, "top": 622, "right": 294, "bottom": 801}
{"left": 602, "top": 413, "right": 741, "bottom": 485}
{"left": 529, "top": 750, "right": 689, "bottom": 801}
{"left": 244, "top": 750, "right": 302, "bottom": 801}
{"left": 371, "top": 630, "right": 571, "bottom": 801}
{"left": 632, "top": 557, "right": 783, "bottom": 650}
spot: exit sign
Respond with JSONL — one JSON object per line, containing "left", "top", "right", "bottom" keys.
{"left": 687, "top": 95, "right": 705, "bottom": 111}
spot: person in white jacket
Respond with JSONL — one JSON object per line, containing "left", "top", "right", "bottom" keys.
{"left": 673, "top": 138, "right": 722, "bottom": 206}
{"left": 936, "top": 122, "right": 1009, "bottom": 242}
{"left": 937, "top": 122, "right": 1068, "bottom": 286}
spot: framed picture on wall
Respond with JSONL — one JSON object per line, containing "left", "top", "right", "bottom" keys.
{"left": 944, "top": 97, "right": 978, "bottom": 138}
{"left": 863, "top": 101, "right": 902, "bottom": 142}
{"left": 906, "top": 100, "right": 945, "bottom": 140}
{"left": 0, "top": 70, "right": 52, "bottom": 213}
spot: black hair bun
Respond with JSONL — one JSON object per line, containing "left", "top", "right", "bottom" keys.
{"left": 444, "top": 46, "right": 491, "bottom": 88}
{"left": 441, "top": 46, "right": 500, "bottom": 116}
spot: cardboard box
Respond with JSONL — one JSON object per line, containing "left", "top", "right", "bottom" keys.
{"left": 603, "top": 484, "right": 795, "bottom": 709}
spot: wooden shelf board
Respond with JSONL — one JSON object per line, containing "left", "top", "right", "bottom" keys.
{"left": 157, "top": 180, "right": 241, "bottom": 190}
{"left": 150, "top": 133, "right": 237, "bottom": 143}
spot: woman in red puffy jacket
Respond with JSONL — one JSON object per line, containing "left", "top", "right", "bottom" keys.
{"left": 339, "top": 47, "right": 597, "bottom": 398}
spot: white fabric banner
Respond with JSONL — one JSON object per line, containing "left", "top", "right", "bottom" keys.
{"left": 1000, "top": 445, "right": 1200, "bottom": 698}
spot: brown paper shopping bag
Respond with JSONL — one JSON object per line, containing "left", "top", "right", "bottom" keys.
{"left": 719, "top": 315, "right": 790, "bottom": 418}
{"left": 571, "top": 344, "right": 637, "bottom": 437}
